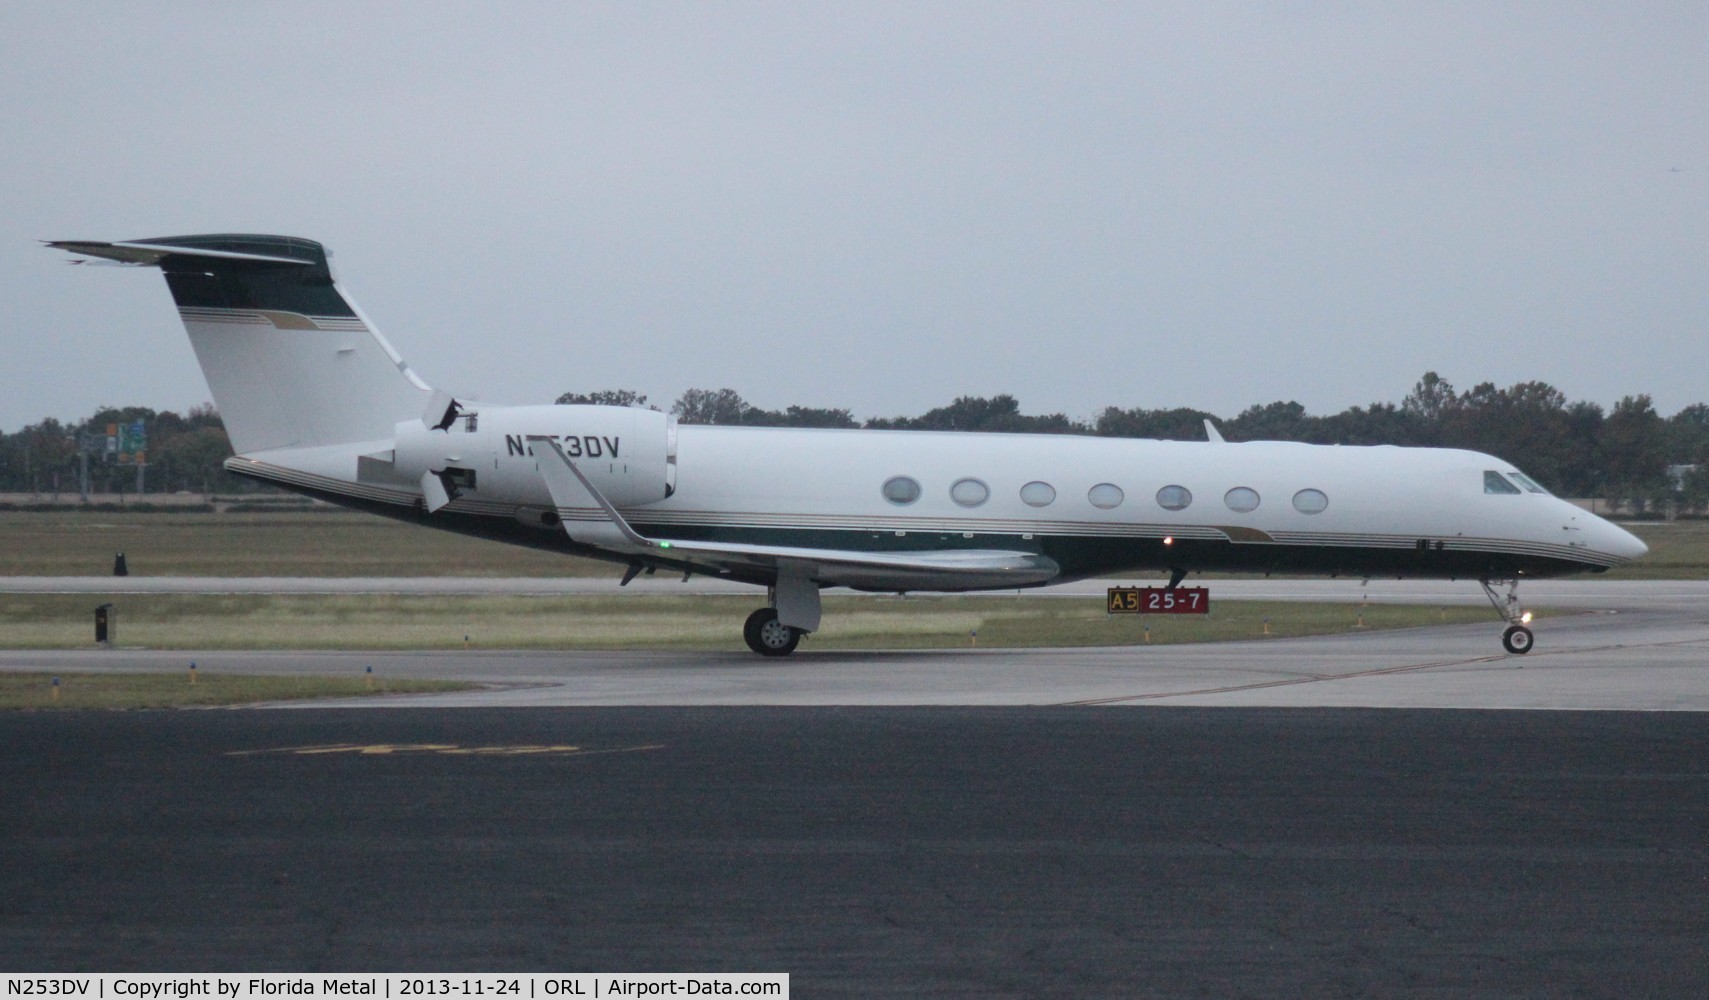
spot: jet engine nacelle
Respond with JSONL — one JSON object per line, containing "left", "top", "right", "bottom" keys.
{"left": 394, "top": 403, "right": 676, "bottom": 509}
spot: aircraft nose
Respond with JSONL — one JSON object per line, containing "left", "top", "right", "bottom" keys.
{"left": 1589, "top": 517, "right": 1647, "bottom": 562}
{"left": 1606, "top": 522, "right": 1648, "bottom": 561}
{"left": 1563, "top": 502, "right": 1647, "bottom": 563}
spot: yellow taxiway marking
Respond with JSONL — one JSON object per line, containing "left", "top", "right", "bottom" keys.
{"left": 227, "top": 743, "right": 665, "bottom": 757}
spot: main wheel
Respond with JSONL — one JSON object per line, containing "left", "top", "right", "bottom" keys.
{"left": 1501, "top": 624, "right": 1534, "bottom": 655}
{"left": 743, "top": 607, "right": 802, "bottom": 657}
{"left": 743, "top": 607, "right": 771, "bottom": 651}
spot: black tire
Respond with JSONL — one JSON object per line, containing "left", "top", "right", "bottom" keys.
{"left": 743, "top": 607, "right": 772, "bottom": 652}
{"left": 743, "top": 608, "right": 802, "bottom": 657}
{"left": 1502, "top": 624, "right": 1534, "bottom": 655}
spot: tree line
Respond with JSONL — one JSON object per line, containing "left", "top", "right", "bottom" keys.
{"left": 2, "top": 372, "right": 1700, "bottom": 511}
{"left": 0, "top": 404, "right": 242, "bottom": 498}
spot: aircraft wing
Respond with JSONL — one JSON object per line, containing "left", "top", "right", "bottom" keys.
{"left": 626, "top": 537, "right": 1061, "bottom": 590}
{"left": 528, "top": 436, "right": 1060, "bottom": 590}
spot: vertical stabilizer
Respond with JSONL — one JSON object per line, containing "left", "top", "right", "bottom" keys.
{"left": 48, "top": 234, "right": 430, "bottom": 454}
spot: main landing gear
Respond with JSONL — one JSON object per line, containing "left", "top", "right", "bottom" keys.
{"left": 743, "top": 607, "right": 802, "bottom": 657}
{"left": 743, "top": 570, "right": 821, "bottom": 657}
{"left": 1480, "top": 577, "right": 1534, "bottom": 654}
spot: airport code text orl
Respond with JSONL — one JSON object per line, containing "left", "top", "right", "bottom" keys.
{"left": 4, "top": 978, "right": 787, "bottom": 1000}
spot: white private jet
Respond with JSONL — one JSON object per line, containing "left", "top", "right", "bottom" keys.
{"left": 48, "top": 234, "right": 1646, "bottom": 655}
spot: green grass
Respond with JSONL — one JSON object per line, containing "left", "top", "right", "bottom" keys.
{"left": 0, "top": 671, "right": 474, "bottom": 710}
{"left": 0, "top": 592, "right": 1500, "bottom": 651}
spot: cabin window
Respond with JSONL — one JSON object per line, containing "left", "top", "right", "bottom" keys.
{"left": 1224, "top": 487, "right": 1260, "bottom": 513}
{"left": 950, "top": 478, "right": 990, "bottom": 508}
{"left": 1156, "top": 485, "right": 1192, "bottom": 511}
{"left": 1088, "top": 483, "right": 1125, "bottom": 509}
{"left": 1292, "top": 488, "right": 1328, "bottom": 514}
{"left": 1484, "top": 471, "right": 1522, "bottom": 495}
{"left": 1508, "top": 471, "right": 1549, "bottom": 495}
{"left": 1020, "top": 481, "right": 1056, "bottom": 507}
{"left": 882, "top": 476, "right": 922, "bottom": 505}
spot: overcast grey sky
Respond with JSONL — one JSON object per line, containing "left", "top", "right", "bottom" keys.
{"left": 2, "top": 3, "right": 1704, "bottom": 432}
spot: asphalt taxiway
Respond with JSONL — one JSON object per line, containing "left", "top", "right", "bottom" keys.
{"left": 3, "top": 707, "right": 1705, "bottom": 994}
{"left": 4, "top": 579, "right": 1706, "bottom": 991}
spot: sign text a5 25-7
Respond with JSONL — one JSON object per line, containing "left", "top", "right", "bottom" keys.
{"left": 1107, "top": 587, "right": 1210, "bottom": 615}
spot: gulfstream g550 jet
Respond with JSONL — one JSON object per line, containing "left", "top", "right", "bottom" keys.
{"left": 48, "top": 234, "right": 1646, "bottom": 655}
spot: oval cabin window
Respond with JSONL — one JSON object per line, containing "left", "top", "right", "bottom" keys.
{"left": 1088, "top": 483, "right": 1125, "bottom": 509}
{"left": 950, "top": 478, "right": 990, "bottom": 508}
{"left": 1019, "top": 481, "right": 1056, "bottom": 507}
{"left": 882, "top": 476, "right": 922, "bottom": 506}
{"left": 1291, "top": 488, "right": 1328, "bottom": 514}
{"left": 1224, "top": 487, "right": 1260, "bottom": 513}
{"left": 1156, "top": 485, "right": 1192, "bottom": 511}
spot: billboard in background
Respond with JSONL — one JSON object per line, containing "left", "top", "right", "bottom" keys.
{"left": 109, "top": 420, "right": 146, "bottom": 465}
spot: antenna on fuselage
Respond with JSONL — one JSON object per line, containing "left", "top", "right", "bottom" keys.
{"left": 1204, "top": 419, "right": 1225, "bottom": 444}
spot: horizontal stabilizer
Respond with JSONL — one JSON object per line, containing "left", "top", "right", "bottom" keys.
{"left": 44, "top": 237, "right": 319, "bottom": 267}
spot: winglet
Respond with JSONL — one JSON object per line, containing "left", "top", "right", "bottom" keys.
{"left": 1204, "top": 419, "right": 1225, "bottom": 444}
{"left": 528, "top": 435, "right": 658, "bottom": 551}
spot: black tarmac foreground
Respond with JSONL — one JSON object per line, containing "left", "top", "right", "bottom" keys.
{"left": 2, "top": 707, "right": 1706, "bottom": 997}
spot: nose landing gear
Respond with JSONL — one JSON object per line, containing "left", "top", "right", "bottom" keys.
{"left": 1481, "top": 577, "right": 1534, "bottom": 654}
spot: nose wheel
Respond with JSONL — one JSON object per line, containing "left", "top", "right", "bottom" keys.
{"left": 743, "top": 607, "right": 802, "bottom": 657}
{"left": 1481, "top": 578, "right": 1534, "bottom": 655}
{"left": 1501, "top": 624, "right": 1534, "bottom": 655}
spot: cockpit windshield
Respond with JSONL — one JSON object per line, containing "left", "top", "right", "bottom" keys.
{"left": 1507, "top": 471, "right": 1549, "bottom": 495}
{"left": 1483, "top": 470, "right": 1551, "bottom": 495}
{"left": 1484, "top": 470, "right": 1521, "bottom": 494}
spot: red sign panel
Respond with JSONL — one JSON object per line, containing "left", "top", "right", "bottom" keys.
{"left": 1106, "top": 587, "right": 1210, "bottom": 615}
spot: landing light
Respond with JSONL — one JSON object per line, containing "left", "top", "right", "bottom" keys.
{"left": 1163, "top": 536, "right": 1174, "bottom": 546}
{"left": 1520, "top": 611, "right": 1533, "bottom": 624}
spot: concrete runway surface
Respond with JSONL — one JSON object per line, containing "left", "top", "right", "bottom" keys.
{"left": 6, "top": 580, "right": 1707, "bottom": 710}
{"left": 4, "top": 579, "right": 1706, "bottom": 992}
